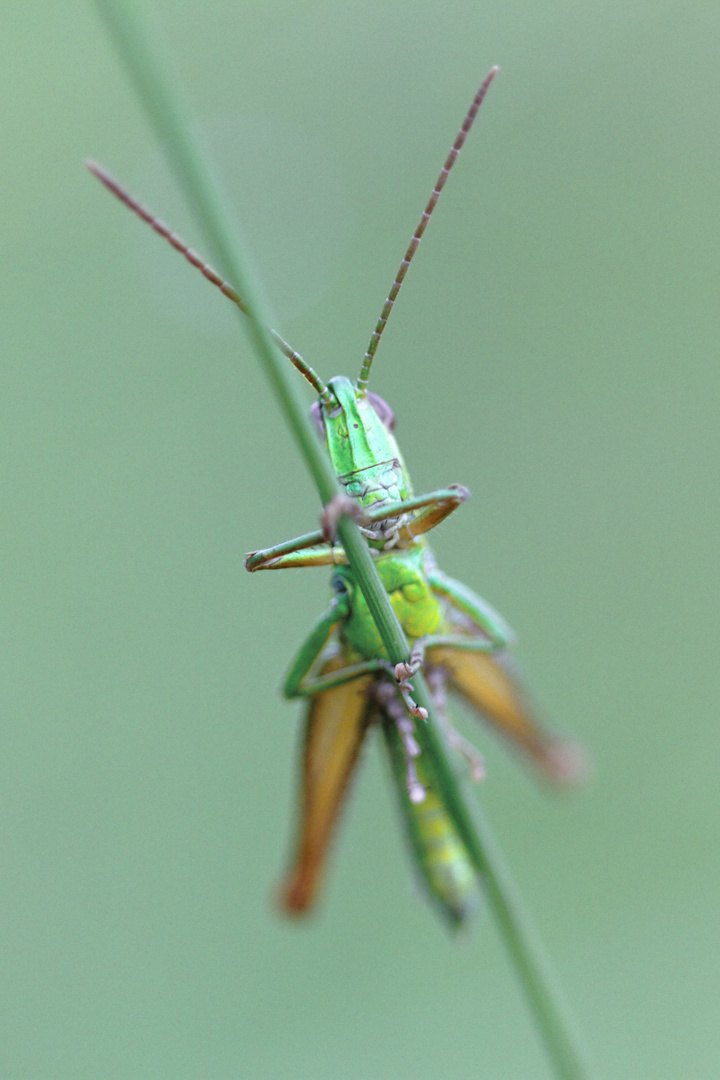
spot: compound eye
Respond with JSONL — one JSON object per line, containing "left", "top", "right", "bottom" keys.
{"left": 368, "top": 392, "right": 396, "bottom": 432}
{"left": 309, "top": 401, "right": 325, "bottom": 438}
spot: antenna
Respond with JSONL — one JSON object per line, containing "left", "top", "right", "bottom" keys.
{"left": 356, "top": 66, "right": 498, "bottom": 397}
{"left": 85, "top": 160, "right": 334, "bottom": 405}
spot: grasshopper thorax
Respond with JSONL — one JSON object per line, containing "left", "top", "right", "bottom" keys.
{"left": 310, "top": 376, "right": 413, "bottom": 514}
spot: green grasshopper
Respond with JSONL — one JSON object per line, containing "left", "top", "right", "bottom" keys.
{"left": 88, "top": 67, "right": 580, "bottom": 928}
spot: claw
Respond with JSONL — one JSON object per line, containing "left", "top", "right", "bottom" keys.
{"left": 321, "top": 494, "right": 368, "bottom": 543}
{"left": 396, "top": 682, "right": 428, "bottom": 721}
{"left": 443, "top": 727, "right": 486, "bottom": 781}
{"left": 393, "top": 638, "right": 428, "bottom": 719}
{"left": 394, "top": 637, "right": 427, "bottom": 683}
{"left": 407, "top": 775, "right": 426, "bottom": 804}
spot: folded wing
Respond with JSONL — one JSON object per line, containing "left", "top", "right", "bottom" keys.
{"left": 279, "top": 651, "right": 375, "bottom": 914}
{"left": 428, "top": 646, "right": 584, "bottom": 784}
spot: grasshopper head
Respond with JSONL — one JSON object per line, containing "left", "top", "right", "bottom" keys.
{"left": 309, "top": 375, "right": 411, "bottom": 509}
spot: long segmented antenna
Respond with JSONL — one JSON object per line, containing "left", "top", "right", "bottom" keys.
{"left": 356, "top": 66, "right": 499, "bottom": 397}
{"left": 85, "top": 160, "right": 335, "bottom": 406}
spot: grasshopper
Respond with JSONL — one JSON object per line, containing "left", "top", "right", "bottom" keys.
{"left": 88, "top": 67, "right": 581, "bottom": 928}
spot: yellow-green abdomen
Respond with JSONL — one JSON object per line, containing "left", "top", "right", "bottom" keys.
{"left": 382, "top": 715, "right": 479, "bottom": 927}
{"left": 340, "top": 546, "right": 443, "bottom": 660}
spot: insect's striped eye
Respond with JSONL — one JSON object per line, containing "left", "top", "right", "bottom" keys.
{"left": 309, "top": 401, "right": 325, "bottom": 438}
{"left": 368, "top": 392, "right": 396, "bottom": 432}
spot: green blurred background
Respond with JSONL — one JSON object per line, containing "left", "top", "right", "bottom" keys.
{"left": 2, "top": 2, "right": 719, "bottom": 1077}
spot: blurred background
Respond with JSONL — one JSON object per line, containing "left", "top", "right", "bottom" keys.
{"left": 2, "top": 2, "right": 719, "bottom": 1077}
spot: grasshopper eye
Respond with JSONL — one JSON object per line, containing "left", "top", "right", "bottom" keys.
{"left": 309, "top": 401, "right": 325, "bottom": 438}
{"left": 368, "top": 392, "right": 396, "bottom": 432}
